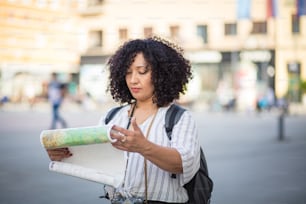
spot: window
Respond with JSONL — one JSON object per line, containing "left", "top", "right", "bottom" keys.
{"left": 144, "top": 27, "right": 153, "bottom": 38}
{"left": 36, "top": 0, "right": 47, "bottom": 7}
{"left": 119, "top": 28, "right": 128, "bottom": 42}
{"left": 225, "top": 23, "right": 237, "bottom": 36}
{"left": 88, "top": 0, "right": 103, "bottom": 6}
{"left": 251, "top": 21, "right": 267, "bottom": 34}
{"left": 287, "top": 62, "right": 301, "bottom": 102}
{"left": 169, "top": 25, "right": 180, "bottom": 40}
{"left": 88, "top": 30, "right": 103, "bottom": 48}
{"left": 50, "top": 0, "right": 60, "bottom": 9}
{"left": 197, "top": 25, "right": 208, "bottom": 44}
{"left": 292, "top": 14, "right": 300, "bottom": 34}
{"left": 21, "top": 0, "right": 32, "bottom": 5}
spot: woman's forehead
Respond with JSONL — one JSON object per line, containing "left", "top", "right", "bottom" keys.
{"left": 130, "top": 53, "right": 147, "bottom": 66}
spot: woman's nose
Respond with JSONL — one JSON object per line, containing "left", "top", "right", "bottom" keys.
{"left": 129, "top": 72, "right": 138, "bottom": 84}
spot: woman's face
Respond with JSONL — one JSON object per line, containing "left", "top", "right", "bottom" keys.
{"left": 125, "top": 53, "right": 154, "bottom": 103}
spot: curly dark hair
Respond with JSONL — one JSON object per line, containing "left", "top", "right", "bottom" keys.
{"left": 107, "top": 37, "right": 192, "bottom": 107}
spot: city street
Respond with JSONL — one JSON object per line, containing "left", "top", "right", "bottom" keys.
{"left": 0, "top": 106, "right": 306, "bottom": 204}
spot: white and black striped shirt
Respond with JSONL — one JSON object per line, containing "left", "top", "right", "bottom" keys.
{"left": 100, "top": 105, "right": 200, "bottom": 203}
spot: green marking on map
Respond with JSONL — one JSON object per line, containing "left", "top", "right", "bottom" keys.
{"left": 41, "top": 126, "right": 109, "bottom": 149}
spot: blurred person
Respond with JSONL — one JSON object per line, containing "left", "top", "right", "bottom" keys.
{"left": 48, "top": 72, "right": 67, "bottom": 129}
{"left": 266, "top": 87, "right": 275, "bottom": 110}
{"left": 216, "top": 80, "right": 236, "bottom": 111}
{"left": 24, "top": 83, "right": 36, "bottom": 108}
{"left": 46, "top": 37, "right": 202, "bottom": 203}
{"left": 256, "top": 87, "right": 275, "bottom": 113}
{"left": 276, "top": 97, "right": 289, "bottom": 114}
{"left": 67, "top": 73, "right": 80, "bottom": 102}
{"left": 0, "top": 95, "right": 9, "bottom": 107}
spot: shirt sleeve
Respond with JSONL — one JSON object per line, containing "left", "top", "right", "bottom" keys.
{"left": 170, "top": 111, "right": 201, "bottom": 186}
{"left": 98, "top": 113, "right": 107, "bottom": 126}
{"left": 98, "top": 106, "right": 130, "bottom": 141}
{"left": 97, "top": 109, "right": 120, "bottom": 143}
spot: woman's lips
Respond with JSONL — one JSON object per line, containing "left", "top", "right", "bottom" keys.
{"left": 131, "top": 88, "right": 140, "bottom": 93}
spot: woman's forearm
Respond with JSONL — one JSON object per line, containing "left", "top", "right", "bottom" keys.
{"left": 140, "top": 140, "right": 183, "bottom": 174}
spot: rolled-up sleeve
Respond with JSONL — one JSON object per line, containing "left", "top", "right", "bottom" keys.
{"left": 170, "top": 111, "right": 200, "bottom": 186}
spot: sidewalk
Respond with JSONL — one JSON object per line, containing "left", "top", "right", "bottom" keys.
{"left": 288, "top": 102, "right": 306, "bottom": 115}
{"left": 1, "top": 100, "right": 306, "bottom": 117}
{"left": 0, "top": 100, "right": 117, "bottom": 114}
{"left": 0, "top": 104, "right": 305, "bottom": 204}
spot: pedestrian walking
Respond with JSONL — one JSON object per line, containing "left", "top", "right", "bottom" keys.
{"left": 48, "top": 72, "right": 67, "bottom": 129}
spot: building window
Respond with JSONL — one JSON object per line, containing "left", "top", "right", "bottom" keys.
{"left": 144, "top": 27, "right": 153, "bottom": 38}
{"left": 292, "top": 14, "right": 300, "bottom": 34}
{"left": 88, "top": 30, "right": 103, "bottom": 48}
{"left": 88, "top": 0, "right": 103, "bottom": 6}
{"left": 169, "top": 25, "right": 180, "bottom": 40}
{"left": 21, "top": 0, "right": 32, "bottom": 5}
{"left": 50, "top": 0, "right": 60, "bottom": 9}
{"left": 119, "top": 28, "right": 128, "bottom": 42}
{"left": 224, "top": 23, "right": 237, "bottom": 36}
{"left": 197, "top": 25, "right": 208, "bottom": 44}
{"left": 36, "top": 0, "right": 47, "bottom": 8}
{"left": 287, "top": 62, "right": 301, "bottom": 102}
{"left": 251, "top": 21, "right": 267, "bottom": 34}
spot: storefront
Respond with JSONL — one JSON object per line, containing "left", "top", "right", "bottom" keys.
{"left": 219, "top": 50, "right": 275, "bottom": 111}
{"left": 79, "top": 55, "right": 111, "bottom": 104}
{"left": 184, "top": 51, "right": 222, "bottom": 106}
{"left": 0, "top": 63, "right": 78, "bottom": 103}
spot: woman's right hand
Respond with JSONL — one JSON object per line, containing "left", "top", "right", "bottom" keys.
{"left": 46, "top": 147, "right": 72, "bottom": 161}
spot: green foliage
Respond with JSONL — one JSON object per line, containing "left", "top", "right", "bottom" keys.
{"left": 301, "top": 80, "right": 306, "bottom": 93}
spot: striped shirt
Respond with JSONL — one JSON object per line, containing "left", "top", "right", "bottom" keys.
{"left": 99, "top": 104, "right": 200, "bottom": 203}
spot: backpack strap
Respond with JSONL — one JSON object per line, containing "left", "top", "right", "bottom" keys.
{"left": 104, "top": 106, "right": 124, "bottom": 125}
{"left": 165, "top": 104, "right": 186, "bottom": 140}
{"left": 165, "top": 104, "right": 186, "bottom": 179}
{"left": 105, "top": 104, "right": 185, "bottom": 139}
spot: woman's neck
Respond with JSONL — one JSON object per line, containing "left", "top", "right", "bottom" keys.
{"left": 135, "top": 100, "right": 157, "bottom": 111}
{"left": 128, "top": 100, "right": 157, "bottom": 125}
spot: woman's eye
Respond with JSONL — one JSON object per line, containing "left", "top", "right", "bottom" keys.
{"left": 139, "top": 69, "right": 149, "bottom": 75}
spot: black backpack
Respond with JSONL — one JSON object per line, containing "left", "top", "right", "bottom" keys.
{"left": 105, "top": 104, "right": 213, "bottom": 204}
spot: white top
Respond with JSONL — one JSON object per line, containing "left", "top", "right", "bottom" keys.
{"left": 99, "top": 104, "right": 200, "bottom": 203}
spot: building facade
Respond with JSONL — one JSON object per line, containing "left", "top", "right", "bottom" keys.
{"left": 79, "top": 0, "right": 306, "bottom": 110}
{"left": 0, "top": 0, "right": 81, "bottom": 103}
{"left": 1, "top": 0, "right": 305, "bottom": 110}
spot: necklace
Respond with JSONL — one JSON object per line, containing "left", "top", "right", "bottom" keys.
{"left": 143, "top": 110, "right": 158, "bottom": 203}
{"left": 121, "top": 103, "right": 158, "bottom": 203}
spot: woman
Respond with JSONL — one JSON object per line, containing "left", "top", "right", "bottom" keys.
{"left": 48, "top": 36, "right": 200, "bottom": 204}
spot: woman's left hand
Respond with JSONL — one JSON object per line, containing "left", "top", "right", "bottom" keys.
{"left": 110, "top": 117, "right": 183, "bottom": 173}
{"left": 110, "top": 117, "right": 148, "bottom": 153}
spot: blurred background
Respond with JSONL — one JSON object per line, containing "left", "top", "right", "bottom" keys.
{"left": 0, "top": 0, "right": 305, "bottom": 113}
{"left": 0, "top": 0, "right": 306, "bottom": 204}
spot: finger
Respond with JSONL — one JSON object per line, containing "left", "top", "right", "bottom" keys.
{"left": 48, "top": 147, "right": 69, "bottom": 152}
{"left": 112, "top": 125, "right": 130, "bottom": 136}
{"left": 131, "top": 117, "right": 140, "bottom": 132}
{"left": 120, "top": 136, "right": 127, "bottom": 143}
{"left": 110, "top": 129, "right": 126, "bottom": 142}
{"left": 111, "top": 143, "right": 128, "bottom": 151}
{"left": 47, "top": 148, "right": 71, "bottom": 155}
{"left": 49, "top": 152, "right": 72, "bottom": 161}
{"left": 47, "top": 148, "right": 72, "bottom": 160}
{"left": 50, "top": 155, "right": 63, "bottom": 161}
